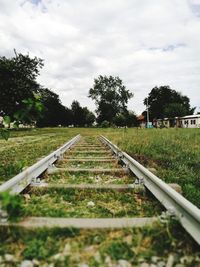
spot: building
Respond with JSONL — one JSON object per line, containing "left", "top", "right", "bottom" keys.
{"left": 154, "top": 114, "right": 200, "bottom": 128}
{"left": 137, "top": 115, "right": 146, "bottom": 128}
{"left": 179, "top": 115, "right": 200, "bottom": 128}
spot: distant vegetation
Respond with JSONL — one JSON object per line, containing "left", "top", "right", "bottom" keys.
{"left": 89, "top": 75, "right": 137, "bottom": 127}
{"left": 143, "top": 85, "right": 195, "bottom": 121}
{"left": 0, "top": 51, "right": 95, "bottom": 128}
{"left": 0, "top": 51, "right": 195, "bottom": 130}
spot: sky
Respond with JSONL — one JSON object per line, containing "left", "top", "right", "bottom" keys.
{"left": 0, "top": 0, "right": 200, "bottom": 114}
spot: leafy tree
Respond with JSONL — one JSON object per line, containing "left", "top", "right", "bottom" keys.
{"left": 143, "top": 86, "right": 195, "bottom": 120}
{"left": 71, "top": 101, "right": 95, "bottom": 127}
{"left": 71, "top": 100, "right": 85, "bottom": 127}
{"left": 114, "top": 111, "right": 138, "bottom": 127}
{"left": 83, "top": 108, "right": 95, "bottom": 126}
{"left": 114, "top": 113, "right": 126, "bottom": 127}
{"left": 0, "top": 50, "right": 43, "bottom": 117}
{"left": 36, "top": 88, "right": 72, "bottom": 127}
{"left": 89, "top": 75, "right": 133, "bottom": 124}
{"left": 125, "top": 111, "right": 138, "bottom": 127}
{"left": 164, "top": 103, "right": 188, "bottom": 118}
{"left": 100, "top": 120, "right": 110, "bottom": 128}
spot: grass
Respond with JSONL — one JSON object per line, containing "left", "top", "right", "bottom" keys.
{"left": 44, "top": 172, "right": 134, "bottom": 184}
{"left": 0, "top": 127, "right": 200, "bottom": 265}
{"left": 56, "top": 160, "right": 118, "bottom": 169}
{"left": 0, "top": 222, "right": 199, "bottom": 266}
{"left": 0, "top": 127, "right": 199, "bottom": 205}
{"left": 0, "top": 128, "right": 79, "bottom": 184}
{"left": 102, "top": 128, "right": 200, "bottom": 207}
{"left": 20, "top": 187, "right": 163, "bottom": 218}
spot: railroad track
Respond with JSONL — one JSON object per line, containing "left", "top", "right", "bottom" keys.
{"left": 0, "top": 134, "right": 200, "bottom": 248}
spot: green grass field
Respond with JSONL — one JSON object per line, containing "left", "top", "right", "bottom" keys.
{"left": 0, "top": 127, "right": 200, "bottom": 266}
{"left": 0, "top": 127, "right": 199, "bottom": 207}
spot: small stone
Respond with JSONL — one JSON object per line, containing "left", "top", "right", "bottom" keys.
{"left": 84, "top": 245, "right": 95, "bottom": 253}
{"left": 166, "top": 254, "right": 174, "bottom": 267}
{"left": 41, "top": 264, "right": 51, "bottom": 267}
{"left": 151, "top": 256, "right": 160, "bottom": 263}
{"left": 52, "top": 253, "right": 63, "bottom": 261}
{"left": 148, "top": 168, "right": 157, "bottom": 174}
{"left": 157, "top": 261, "right": 166, "bottom": 267}
{"left": 180, "top": 255, "right": 194, "bottom": 264}
{"left": 140, "top": 263, "right": 150, "bottom": 267}
{"left": 94, "top": 252, "right": 101, "bottom": 263}
{"left": 123, "top": 235, "right": 132, "bottom": 245}
{"left": 63, "top": 243, "right": 71, "bottom": 256}
{"left": 87, "top": 201, "right": 95, "bottom": 207}
{"left": 168, "top": 183, "right": 182, "bottom": 194}
{"left": 4, "top": 254, "right": 14, "bottom": 262}
{"left": 32, "top": 259, "right": 40, "bottom": 266}
{"left": 24, "top": 194, "right": 31, "bottom": 200}
{"left": 20, "top": 260, "right": 34, "bottom": 267}
{"left": 105, "top": 256, "right": 112, "bottom": 264}
{"left": 0, "top": 210, "right": 8, "bottom": 222}
{"left": 118, "top": 259, "right": 132, "bottom": 267}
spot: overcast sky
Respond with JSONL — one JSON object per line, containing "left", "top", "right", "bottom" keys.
{"left": 0, "top": 0, "right": 200, "bottom": 114}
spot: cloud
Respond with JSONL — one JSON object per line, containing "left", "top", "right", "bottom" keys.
{"left": 0, "top": 0, "right": 200, "bottom": 114}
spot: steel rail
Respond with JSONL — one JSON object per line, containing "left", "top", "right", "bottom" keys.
{"left": 99, "top": 135, "right": 200, "bottom": 244}
{"left": 0, "top": 134, "right": 81, "bottom": 194}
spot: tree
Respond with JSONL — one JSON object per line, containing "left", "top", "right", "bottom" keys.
{"left": 114, "top": 113, "right": 126, "bottom": 127}
{"left": 36, "top": 88, "right": 72, "bottom": 127}
{"left": 0, "top": 50, "right": 43, "bottom": 118}
{"left": 83, "top": 108, "right": 95, "bottom": 126}
{"left": 125, "top": 111, "right": 138, "bottom": 127}
{"left": 143, "top": 86, "right": 195, "bottom": 120}
{"left": 71, "top": 100, "right": 85, "bottom": 127}
{"left": 164, "top": 103, "right": 188, "bottom": 118}
{"left": 89, "top": 75, "right": 133, "bottom": 124}
{"left": 114, "top": 111, "right": 138, "bottom": 127}
{"left": 71, "top": 101, "right": 95, "bottom": 127}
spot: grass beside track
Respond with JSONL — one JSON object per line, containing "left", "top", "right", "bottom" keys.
{"left": 0, "top": 128, "right": 79, "bottom": 184}
{"left": 0, "top": 127, "right": 200, "bottom": 265}
{"left": 0, "top": 223, "right": 199, "bottom": 267}
{"left": 103, "top": 128, "right": 200, "bottom": 208}
{"left": 0, "top": 127, "right": 199, "bottom": 207}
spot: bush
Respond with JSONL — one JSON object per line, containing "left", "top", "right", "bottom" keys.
{"left": 0, "top": 192, "right": 22, "bottom": 221}
{"left": 100, "top": 120, "right": 110, "bottom": 128}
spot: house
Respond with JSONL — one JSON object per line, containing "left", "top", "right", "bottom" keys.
{"left": 154, "top": 114, "right": 200, "bottom": 128}
{"left": 154, "top": 118, "right": 170, "bottom": 128}
{"left": 137, "top": 115, "right": 146, "bottom": 128}
{"left": 179, "top": 115, "right": 200, "bottom": 128}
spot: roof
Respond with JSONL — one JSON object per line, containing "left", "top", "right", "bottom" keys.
{"left": 180, "top": 115, "right": 200, "bottom": 119}
{"left": 137, "top": 115, "right": 145, "bottom": 121}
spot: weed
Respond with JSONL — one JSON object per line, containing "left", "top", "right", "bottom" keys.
{"left": 101, "top": 240, "right": 135, "bottom": 261}
{"left": 0, "top": 192, "right": 22, "bottom": 221}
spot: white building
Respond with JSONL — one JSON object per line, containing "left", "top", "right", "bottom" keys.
{"left": 179, "top": 115, "right": 200, "bottom": 128}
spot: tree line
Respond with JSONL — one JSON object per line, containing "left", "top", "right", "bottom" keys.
{"left": 0, "top": 51, "right": 95, "bottom": 127}
{"left": 0, "top": 51, "right": 195, "bottom": 129}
